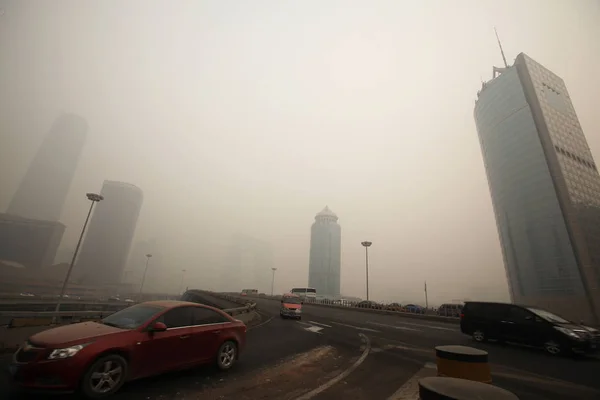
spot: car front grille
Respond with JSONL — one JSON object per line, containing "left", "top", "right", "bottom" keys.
{"left": 15, "top": 342, "right": 45, "bottom": 363}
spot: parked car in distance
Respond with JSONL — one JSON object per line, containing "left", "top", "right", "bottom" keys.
{"left": 404, "top": 304, "right": 425, "bottom": 314}
{"left": 386, "top": 303, "right": 403, "bottom": 312}
{"left": 437, "top": 303, "right": 463, "bottom": 317}
{"left": 356, "top": 300, "right": 383, "bottom": 310}
{"left": 9, "top": 300, "right": 246, "bottom": 398}
{"left": 460, "top": 301, "right": 599, "bottom": 356}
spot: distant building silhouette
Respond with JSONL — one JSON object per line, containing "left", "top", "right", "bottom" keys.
{"left": 221, "top": 234, "right": 273, "bottom": 293}
{"left": 77, "top": 181, "right": 143, "bottom": 286}
{"left": 7, "top": 114, "right": 87, "bottom": 222}
{"left": 475, "top": 52, "right": 600, "bottom": 324}
{"left": 0, "top": 213, "right": 64, "bottom": 269}
{"left": 308, "top": 206, "right": 341, "bottom": 297}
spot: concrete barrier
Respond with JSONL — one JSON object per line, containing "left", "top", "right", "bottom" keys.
{"left": 8, "top": 317, "right": 54, "bottom": 328}
{"left": 215, "top": 292, "right": 460, "bottom": 325}
{"left": 419, "top": 377, "right": 519, "bottom": 400}
{"left": 435, "top": 345, "right": 492, "bottom": 384}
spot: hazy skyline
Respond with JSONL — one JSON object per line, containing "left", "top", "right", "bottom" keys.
{"left": 1, "top": 1, "right": 599, "bottom": 305}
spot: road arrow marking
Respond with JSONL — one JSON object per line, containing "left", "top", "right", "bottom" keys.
{"left": 305, "top": 325, "right": 323, "bottom": 334}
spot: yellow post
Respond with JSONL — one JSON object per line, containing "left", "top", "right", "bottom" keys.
{"left": 435, "top": 345, "right": 492, "bottom": 383}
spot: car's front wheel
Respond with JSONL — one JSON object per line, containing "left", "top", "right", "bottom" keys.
{"left": 216, "top": 341, "right": 238, "bottom": 371}
{"left": 81, "top": 354, "right": 128, "bottom": 399}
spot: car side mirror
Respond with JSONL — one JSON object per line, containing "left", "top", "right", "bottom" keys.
{"left": 149, "top": 321, "right": 167, "bottom": 332}
{"left": 525, "top": 315, "right": 533, "bottom": 321}
{"left": 281, "top": 300, "right": 284, "bottom": 304}
{"left": 301, "top": 301, "right": 304, "bottom": 305}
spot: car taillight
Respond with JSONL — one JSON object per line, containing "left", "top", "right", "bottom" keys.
{"left": 460, "top": 313, "right": 464, "bottom": 319}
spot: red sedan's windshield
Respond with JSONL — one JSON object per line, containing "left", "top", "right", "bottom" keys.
{"left": 283, "top": 297, "right": 302, "bottom": 304}
{"left": 102, "top": 304, "right": 165, "bottom": 329}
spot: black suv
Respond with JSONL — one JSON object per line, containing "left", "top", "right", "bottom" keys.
{"left": 460, "top": 301, "right": 599, "bottom": 356}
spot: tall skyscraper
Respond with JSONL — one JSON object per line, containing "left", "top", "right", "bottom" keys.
{"left": 8, "top": 114, "right": 87, "bottom": 222}
{"left": 308, "top": 206, "right": 341, "bottom": 297}
{"left": 474, "top": 52, "right": 600, "bottom": 324}
{"left": 77, "top": 181, "right": 143, "bottom": 286}
{"left": 0, "top": 213, "right": 65, "bottom": 269}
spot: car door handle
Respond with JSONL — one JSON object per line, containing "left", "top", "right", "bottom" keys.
{"left": 500, "top": 320, "right": 515, "bottom": 324}
{"left": 212, "top": 330, "right": 221, "bottom": 334}
{"left": 179, "top": 335, "right": 190, "bottom": 339}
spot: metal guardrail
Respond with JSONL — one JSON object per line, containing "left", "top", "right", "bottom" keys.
{"left": 0, "top": 293, "right": 257, "bottom": 328}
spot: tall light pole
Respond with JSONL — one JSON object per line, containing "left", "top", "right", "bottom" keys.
{"left": 179, "top": 269, "right": 187, "bottom": 295}
{"left": 361, "top": 241, "right": 372, "bottom": 301}
{"left": 54, "top": 193, "right": 104, "bottom": 314}
{"left": 138, "top": 253, "right": 152, "bottom": 300}
{"left": 271, "top": 267, "right": 277, "bottom": 296}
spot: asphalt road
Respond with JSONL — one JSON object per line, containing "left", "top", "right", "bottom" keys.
{"left": 1, "top": 297, "right": 599, "bottom": 399}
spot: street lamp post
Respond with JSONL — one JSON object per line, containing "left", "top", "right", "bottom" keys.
{"left": 271, "top": 267, "right": 277, "bottom": 296}
{"left": 54, "top": 193, "right": 104, "bottom": 315}
{"left": 179, "top": 269, "right": 187, "bottom": 295}
{"left": 138, "top": 254, "right": 152, "bottom": 300}
{"left": 361, "top": 241, "right": 372, "bottom": 301}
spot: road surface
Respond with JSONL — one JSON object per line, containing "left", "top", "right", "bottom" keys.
{"left": 1, "top": 296, "right": 599, "bottom": 399}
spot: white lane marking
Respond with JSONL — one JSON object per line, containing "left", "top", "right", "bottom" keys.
{"left": 367, "top": 320, "right": 458, "bottom": 332}
{"left": 309, "top": 320, "right": 332, "bottom": 328}
{"left": 370, "top": 344, "right": 397, "bottom": 354}
{"left": 331, "top": 321, "right": 380, "bottom": 333}
{"left": 297, "top": 321, "right": 312, "bottom": 327}
{"left": 367, "top": 322, "right": 421, "bottom": 332}
{"left": 386, "top": 362, "right": 437, "bottom": 400}
{"left": 305, "top": 326, "right": 324, "bottom": 334}
{"left": 294, "top": 333, "right": 371, "bottom": 400}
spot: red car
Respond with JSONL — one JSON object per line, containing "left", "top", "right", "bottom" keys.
{"left": 9, "top": 300, "right": 246, "bottom": 398}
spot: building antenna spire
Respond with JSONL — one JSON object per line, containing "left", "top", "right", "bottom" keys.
{"left": 494, "top": 27, "right": 508, "bottom": 68}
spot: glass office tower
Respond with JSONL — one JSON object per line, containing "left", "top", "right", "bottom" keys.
{"left": 474, "top": 53, "right": 600, "bottom": 324}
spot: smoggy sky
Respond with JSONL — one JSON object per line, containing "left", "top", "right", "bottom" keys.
{"left": 0, "top": 0, "right": 599, "bottom": 304}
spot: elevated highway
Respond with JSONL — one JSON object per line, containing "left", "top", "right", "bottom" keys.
{"left": 1, "top": 292, "right": 598, "bottom": 399}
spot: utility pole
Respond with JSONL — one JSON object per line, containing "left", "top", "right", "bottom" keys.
{"left": 271, "top": 268, "right": 277, "bottom": 296}
{"left": 361, "top": 241, "right": 372, "bottom": 301}
{"left": 424, "top": 281, "right": 429, "bottom": 310}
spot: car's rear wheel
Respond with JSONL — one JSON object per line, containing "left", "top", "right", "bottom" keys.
{"left": 216, "top": 341, "right": 237, "bottom": 371}
{"left": 81, "top": 354, "right": 128, "bottom": 399}
{"left": 472, "top": 329, "right": 486, "bottom": 342}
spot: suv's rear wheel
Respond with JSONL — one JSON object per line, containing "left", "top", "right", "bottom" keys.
{"left": 472, "top": 329, "right": 486, "bottom": 342}
{"left": 81, "top": 354, "right": 128, "bottom": 399}
{"left": 544, "top": 340, "right": 562, "bottom": 356}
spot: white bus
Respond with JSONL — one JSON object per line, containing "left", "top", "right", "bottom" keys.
{"left": 291, "top": 287, "right": 317, "bottom": 300}
{"left": 241, "top": 289, "right": 258, "bottom": 296}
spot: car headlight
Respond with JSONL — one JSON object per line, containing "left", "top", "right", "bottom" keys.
{"left": 554, "top": 326, "right": 583, "bottom": 340}
{"left": 48, "top": 344, "right": 88, "bottom": 360}
{"left": 295, "top": 309, "right": 301, "bottom": 313}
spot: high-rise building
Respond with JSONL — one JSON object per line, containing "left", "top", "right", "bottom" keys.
{"left": 77, "top": 181, "right": 143, "bottom": 286}
{"left": 308, "top": 206, "right": 341, "bottom": 297}
{"left": 474, "top": 52, "right": 600, "bottom": 324}
{"left": 8, "top": 114, "right": 87, "bottom": 222}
